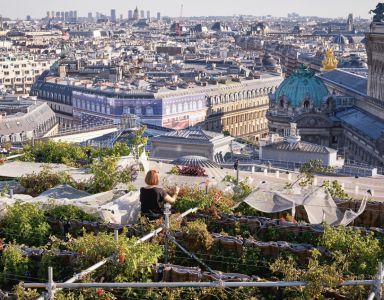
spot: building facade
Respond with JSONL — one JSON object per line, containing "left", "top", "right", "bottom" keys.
{"left": 205, "top": 76, "right": 283, "bottom": 142}
{"left": 0, "top": 54, "right": 54, "bottom": 94}
{"left": 366, "top": 22, "right": 384, "bottom": 100}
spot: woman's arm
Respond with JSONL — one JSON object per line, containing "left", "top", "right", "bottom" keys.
{"left": 164, "top": 186, "right": 180, "bottom": 204}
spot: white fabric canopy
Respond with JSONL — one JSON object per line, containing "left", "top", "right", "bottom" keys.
{"left": 244, "top": 183, "right": 367, "bottom": 226}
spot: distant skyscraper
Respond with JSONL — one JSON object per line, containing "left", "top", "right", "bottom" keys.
{"left": 46, "top": 11, "right": 50, "bottom": 19}
{"left": 157, "top": 12, "right": 161, "bottom": 21}
{"left": 111, "top": 9, "right": 116, "bottom": 22}
{"left": 120, "top": 14, "right": 123, "bottom": 21}
{"left": 73, "top": 10, "right": 78, "bottom": 22}
{"left": 56, "top": 12, "right": 60, "bottom": 20}
{"left": 96, "top": 12, "right": 100, "bottom": 20}
{"left": 61, "top": 12, "right": 65, "bottom": 21}
{"left": 133, "top": 7, "right": 139, "bottom": 20}
{"left": 0, "top": 15, "right": 3, "bottom": 30}
{"left": 64, "top": 11, "right": 69, "bottom": 21}
{"left": 128, "top": 10, "right": 133, "bottom": 20}
{"left": 147, "top": 10, "right": 150, "bottom": 20}
{"left": 347, "top": 13, "right": 354, "bottom": 32}
{"left": 88, "top": 12, "right": 93, "bottom": 22}
{"left": 51, "top": 11, "right": 54, "bottom": 19}
{"left": 140, "top": 10, "right": 145, "bottom": 19}
{"left": 26, "top": 15, "right": 31, "bottom": 21}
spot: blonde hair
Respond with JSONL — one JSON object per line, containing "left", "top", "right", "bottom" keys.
{"left": 145, "top": 170, "right": 159, "bottom": 186}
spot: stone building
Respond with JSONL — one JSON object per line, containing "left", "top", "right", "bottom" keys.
{"left": 0, "top": 96, "right": 58, "bottom": 143}
{"left": 267, "top": 6, "right": 384, "bottom": 167}
{"left": 150, "top": 129, "right": 233, "bottom": 162}
{"left": 205, "top": 75, "right": 283, "bottom": 142}
{"left": 0, "top": 54, "right": 54, "bottom": 94}
{"left": 366, "top": 22, "right": 384, "bottom": 100}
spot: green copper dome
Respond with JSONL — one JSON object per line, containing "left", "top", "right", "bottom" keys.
{"left": 275, "top": 65, "right": 329, "bottom": 108}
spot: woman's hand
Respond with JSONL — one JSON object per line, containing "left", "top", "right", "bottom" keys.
{"left": 174, "top": 186, "right": 180, "bottom": 195}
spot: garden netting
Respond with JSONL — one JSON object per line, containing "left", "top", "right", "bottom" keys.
{"left": 244, "top": 183, "right": 367, "bottom": 226}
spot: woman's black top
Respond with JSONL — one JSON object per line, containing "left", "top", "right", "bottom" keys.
{"left": 140, "top": 187, "right": 166, "bottom": 220}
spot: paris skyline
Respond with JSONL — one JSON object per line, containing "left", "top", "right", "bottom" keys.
{"left": 0, "top": 0, "right": 379, "bottom": 19}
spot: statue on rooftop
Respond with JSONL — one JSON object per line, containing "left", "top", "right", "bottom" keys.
{"left": 370, "top": 3, "right": 384, "bottom": 22}
{"left": 322, "top": 48, "right": 338, "bottom": 70}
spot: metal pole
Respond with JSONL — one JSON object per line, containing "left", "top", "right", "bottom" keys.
{"left": 24, "top": 279, "right": 381, "bottom": 290}
{"left": 375, "top": 262, "right": 383, "bottom": 300}
{"left": 47, "top": 267, "right": 55, "bottom": 300}
{"left": 236, "top": 165, "right": 239, "bottom": 185}
{"left": 164, "top": 203, "right": 171, "bottom": 264}
{"left": 114, "top": 229, "right": 119, "bottom": 242}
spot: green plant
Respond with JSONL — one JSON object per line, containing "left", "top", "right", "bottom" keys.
{"left": 320, "top": 224, "right": 383, "bottom": 276}
{"left": 67, "top": 230, "right": 162, "bottom": 282}
{"left": 86, "top": 156, "right": 138, "bottom": 193}
{"left": 182, "top": 220, "right": 214, "bottom": 252}
{"left": 1, "top": 202, "right": 51, "bottom": 246}
{"left": 322, "top": 180, "right": 350, "bottom": 200}
{"left": 169, "top": 165, "right": 181, "bottom": 175}
{"left": 223, "top": 175, "right": 236, "bottom": 183}
{"left": 270, "top": 250, "right": 343, "bottom": 299}
{"left": 233, "top": 179, "right": 252, "bottom": 202}
{"left": 171, "top": 185, "right": 234, "bottom": 214}
{"left": 45, "top": 204, "right": 100, "bottom": 222}
{"left": 13, "top": 283, "right": 40, "bottom": 300}
{"left": 1, "top": 244, "right": 30, "bottom": 286}
{"left": 19, "top": 165, "right": 80, "bottom": 197}
{"left": 287, "top": 159, "right": 335, "bottom": 188}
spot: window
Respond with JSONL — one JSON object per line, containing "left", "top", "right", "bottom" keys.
{"left": 146, "top": 107, "right": 154, "bottom": 116}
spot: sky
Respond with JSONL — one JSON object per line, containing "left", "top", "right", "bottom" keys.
{"left": 0, "top": 0, "right": 380, "bottom": 19}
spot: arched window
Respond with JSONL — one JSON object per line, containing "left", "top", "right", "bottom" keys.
{"left": 279, "top": 98, "right": 285, "bottom": 108}
{"left": 303, "top": 100, "right": 310, "bottom": 109}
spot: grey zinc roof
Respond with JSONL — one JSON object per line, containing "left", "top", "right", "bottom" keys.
{"left": 318, "top": 69, "right": 367, "bottom": 95}
{"left": 265, "top": 141, "right": 336, "bottom": 154}
{"left": 163, "top": 129, "right": 222, "bottom": 141}
{"left": 0, "top": 102, "right": 55, "bottom": 135}
{"left": 336, "top": 107, "right": 384, "bottom": 140}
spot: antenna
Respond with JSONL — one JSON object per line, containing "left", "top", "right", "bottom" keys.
{"left": 176, "top": 4, "right": 183, "bottom": 36}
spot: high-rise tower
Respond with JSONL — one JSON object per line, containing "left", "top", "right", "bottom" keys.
{"left": 133, "top": 7, "right": 139, "bottom": 20}
{"left": 347, "top": 13, "right": 354, "bottom": 32}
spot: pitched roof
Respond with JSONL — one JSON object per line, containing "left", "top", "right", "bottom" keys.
{"left": 318, "top": 69, "right": 367, "bottom": 95}
{"left": 264, "top": 140, "right": 336, "bottom": 154}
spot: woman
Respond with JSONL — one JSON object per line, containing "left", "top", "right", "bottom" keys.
{"left": 140, "top": 170, "right": 180, "bottom": 220}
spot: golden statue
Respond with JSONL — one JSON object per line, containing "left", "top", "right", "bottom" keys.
{"left": 322, "top": 48, "right": 338, "bottom": 70}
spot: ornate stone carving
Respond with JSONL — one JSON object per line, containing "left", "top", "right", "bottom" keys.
{"left": 370, "top": 3, "right": 384, "bottom": 22}
{"left": 295, "top": 115, "right": 331, "bottom": 128}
